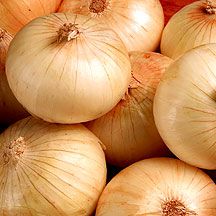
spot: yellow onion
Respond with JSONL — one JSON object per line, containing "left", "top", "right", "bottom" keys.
{"left": 6, "top": 13, "right": 131, "bottom": 124}
{"left": 0, "top": 116, "right": 106, "bottom": 215}
{"left": 161, "top": 0, "right": 216, "bottom": 59}
{"left": 96, "top": 158, "right": 216, "bottom": 215}
{"left": 0, "top": 0, "right": 62, "bottom": 36}
{"left": 58, "top": 0, "right": 164, "bottom": 52}
{"left": 154, "top": 44, "right": 216, "bottom": 170}
{"left": 0, "top": 29, "right": 28, "bottom": 125}
{"left": 86, "top": 52, "right": 172, "bottom": 167}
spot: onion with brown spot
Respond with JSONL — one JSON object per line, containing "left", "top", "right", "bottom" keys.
{"left": 86, "top": 52, "right": 173, "bottom": 167}
{"left": 161, "top": 0, "right": 216, "bottom": 59}
{"left": 96, "top": 158, "right": 216, "bottom": 216}
{"left": 58, "top": 0, "right": 164, "bottom": 52}
{"left": 0, "top": 116, "right": 107, "bottom": 215}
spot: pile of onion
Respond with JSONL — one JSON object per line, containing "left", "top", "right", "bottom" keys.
{"left": 0, "top": 116, "right": 107, "bottom": 215}
{"left": 154, "top": 43, "right": 216, "bottom": 170}
{"left": 6, "top": 12, "right": 131, "bottom": 124}
{"left": 86, "top": 52, "right": 172, "bottom": 167}
{"left": 0, "top": 29, "right": 28, "bottom": 125}
{"left": 58, "top": 0, "right": 164, "bottom": 52}
{"left": 96, "top": 158, "right": 216, "bottom": 215}
{"left": 161, "top": 0, "right": 216, "bottom": 59}
{"left": 0, "top": 0, "right": 62, "bottom": 36}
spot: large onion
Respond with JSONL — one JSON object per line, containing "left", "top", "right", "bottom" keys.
{"left": 0, "top": 0, "right": 62, "bottom": 36}
{"left": 154, "top": 44, "right": 216, "bottom": 170}
{"left": 6, "top": 13, "right": 131, "bottom": 124}
{"left": 0, "top": 116, "right": 106, "bottom": 215}
{"left": 0, "top": 29, "right": 28, "bottom": 125}
{"left": 58, "top": 0, "right": 164, "bottom": 52}
{"left": 96, "top": 158, "right": 216, "bottom": 215}
{"left": 161, "top": 0, "right": 216, "bottom": 59}
{"left": 86, "top": 52, "right": 172, "bottom": 167}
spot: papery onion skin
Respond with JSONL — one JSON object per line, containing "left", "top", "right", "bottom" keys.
{"left": 161, "top": 0, "right": 216, "bottom": 59}
{"left": 58, "top": 0, "right": 164, "bottom": 52}
{"left": 0, "top": 29, "right": 28, "bottom": 125}
{"left": 154, "top": 44, "right": 216, "bottom": 170}
{"left": 0, "top": 0, "right": 62, "bottom": 36}
{"left": 159, "top": 0, "right": 197, "bottom": 25}
{"left": 86, "top": 52, "right": 172, "bottom": 167}
{"left": 6, "top": 13, "right": 131, "bottom": 124}
{"left": 0, "top": 116, "right": 107, "bottom": 215}
{"left": 96, "top": 158, "right": 216, "bottom": 216}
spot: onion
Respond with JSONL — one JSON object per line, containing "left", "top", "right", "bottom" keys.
{"left": 161, "top": 0, "right": 216, "bottom": 59}
{"left": 0, "top": 29, "right": 28, "bottom": 125}
{"left": 0, "top": 116, "right": 107, "bottom": 215}
{"left": 58, "top": 0, "right": 164, "bottom": 52}
{"left": 0, "top": 0, "right": 62, "bottom": 36}
{"left": 6, "top": 13, "right": 131, "bottom": 124}
{"left": 86, "top": 52, "right": 172, "bottom": 167}
{"left": 96, "top": 158, "right": 216, "bottom": 215}
{"left": 154, "top": 44, "right": 216, "bottom": 170}
{"left": 159, "top": 0, "right": 197, "bottom": 25}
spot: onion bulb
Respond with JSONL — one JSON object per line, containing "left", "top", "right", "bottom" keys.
{"left": 86, "top": 52, "right": 172, "bottom": 167}
{"left": 6, "top": 13, "right": 131, "bottom": 124}
{"left": 159, "top": 0, "right": 197, "bottom": 25}
{"left": 161, "top": 0, "right": 216, "bottom": 59}
{"left": 58, "top": 0, "right": 164, "bottom": 52}
{"left": 96, "top": 158, "right": 216, "bottom": 216}
{"left": 0, "top": 29, "right": 28, "bottom": 125}
{"left": 0, "top": 116, "right": 106, "bottom": 215}
{"left": 154, "top": 44, "right": 216, "bottom": 170}
{"left": 0, "top": 0, "right": 62, "bottom": 36}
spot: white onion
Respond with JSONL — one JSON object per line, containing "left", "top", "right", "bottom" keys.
{"left": 161, "top": 0, "right": 216, "bottom": 59}
{"left": 154, "top": 43, "right": 216, "bottom": 170}
{"left": 96, "top": 158, "right": 216, "bottom": 215}
{"left": 0, "top": 116, "right": 106, "bottom": 215}
{"left": 59, "top": 0, "right": 164, "bottom": 52}
{"left": 6, "top": 13, "right": 131, "bottom": 124}
{"left": 86, "top": 52, "right": 172, "bottom": 167}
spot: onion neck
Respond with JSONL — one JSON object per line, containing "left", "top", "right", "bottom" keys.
{"left": 162, "top": 200, "right": 197, "bottom": 216}
{"left": 3, "top": 137, "right": 26, "bottom": 166}
{"left": 0, "top": 29, "right": 6, "bottom": 42}
{"left": 205, "top": 0, "right": 216, "bottom": 14}
{"left": 89, "top": 0, "right": 109, "bottom": 14}
{"left": 57, "top": 23, "right": 80, "bottom": 43}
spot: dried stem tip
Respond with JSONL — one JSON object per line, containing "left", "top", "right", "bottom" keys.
{"left": 0, "top": 29, "right": 6, "bottom": 42}
{"left": 162, "top": 200, "right": 197, "bottom": 216}
{"left": 89, "top": 0, "right": 108, "bottom": 14}
{"left": 206, "top": 0, "right": 216, "bottom": 14}
{"left": 57, "top": 23, "right": 80, "bottom": 43}
{"left": 3, "top": 137, "right": 26, "bottom": 165}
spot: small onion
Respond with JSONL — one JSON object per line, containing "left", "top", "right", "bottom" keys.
{"left": 6, "top": 13, "right": 131, "bottom": 124}
{"left": 58, "top": 0, "right": 164, "bottom": 52}
{"left": 86, "top": 52, "right": 172, "bottom": 167}
{"left": 154, "top": 44, "right": 216, "bottom": 170}
{"left": 0, "top": 29, "right": 28, "bottom": 125}
{"left": 0, "top": 0, "right": 62, "bottom": 36}
{"left": 96, "top": 158, "right": 216, "bottom": 216}
{"left": 0, "top": 116, "right": 106, "bottom": 215}
{"left": 161, "top": 0, "right": 216, "bottom": 59}
{"left": 159, "top": 0, "right": 197, "bottom": 25}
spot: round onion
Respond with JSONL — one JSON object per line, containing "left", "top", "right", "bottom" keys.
{"left": 58, "top": 0, "right": 164, "bottom": 52}
{"left": 0, "top": 29, "right": 28, "bottom": 125}
{"left": 96, "top": 158, "right": 216, "bottom": 215}
{"left": 154, "top": 44, "right": 216, "bottom": 170}
{"left": 6, "top": 13, "right": 131, "bottom": 124}
{"left": 159, "top": 0, "right": 197, "bottom": 25}
{"left": 0, "top": 0, "right": 62, "bottom": 36}
{"left": 86, "top": 52, "right": 172, "bottom": 167}
{"left": 0, "top": 116, "right": 106, "bottom": 215}
{"left": 161, "top": 0, "right": 216, "bottom": 59}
